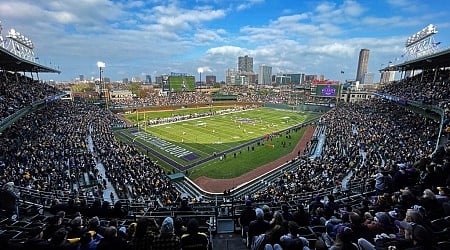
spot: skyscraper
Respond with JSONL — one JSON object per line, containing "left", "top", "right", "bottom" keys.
{"left": 356, "top": 48, "right": 370, "bottom": 83}
{"left": 258, "top": 64, "right": 272, "bottom": 85}
{"left": 145, "top": 75, "right": 152, "bottom": 84}
{"left": 238, "top": 55, "right": 253, "bottom": 73}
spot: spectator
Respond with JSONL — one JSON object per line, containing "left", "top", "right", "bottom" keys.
{"left": 49, "top": 228, "right": 78, "bottom": 250}
{"left": 0, "top": 182, "right": 18, "bottom": 219}
{"left": 96, "top": 226, "right": 128, "bottom": 250}
{"left": 281, "top": 204, "right": 294, "bottom": 221}
{"left": 239, "top": 199, "right": 256, "bottom": 242}
{"left": 67, "top": 216, "right": 84, "bottom": 239}
{"left": 292, "top": 203, "right": 311, "bottom": 227}
{"left": 180, "top": 218, "right": 209, "bottom": 250}
{"left": 330, "top": 226, "right": 358, "bottom": 250}
{"left": 78, "top": 231, "right": 103, "bottom": 250}
{"left": 152, "top": 217, "right": 180, "bottom": 250}
{"left": 261, "top": 204, "right": 273, "bottom": 222}
{"left": 129, "top": 218, "right": 154, "bottom": 250}
{"left": 248, "top": 208, "right": 270, "bottom": 247}
{"left": 279, "top": 221, "right": 308, "bottom": 250}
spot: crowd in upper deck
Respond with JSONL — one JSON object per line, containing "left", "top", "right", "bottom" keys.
{"left": 109, "top": 92, "right": 212, "bottom": 107}
{"left": 0, "top": 72, "right": 61, "bottom": 120}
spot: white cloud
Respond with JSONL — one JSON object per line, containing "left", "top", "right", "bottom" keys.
{"left": 309, "top": 42, "right": 355, "bottom": 57}
{"left": 342, "top": 0, "right": 365, "bottom": 17}
{"left": 206, "top": 45, "right": 246, "bottom": 56}
{"left": 270, "top": 14, "right": 309, "bottom": 26}
{"left": 194, "top": 28, "right": 226, "bottom": 44}
{"left": 385, "top": 0, "right": 422, "bottom": 12}
{"left": 236, "top": 0, "right": 265, "bottom": 11}
{"left": 361, "top": 16, "right": 420, "bottom": 28}
{"left": 315, "top": 2, "right": 336, "bottom": 13}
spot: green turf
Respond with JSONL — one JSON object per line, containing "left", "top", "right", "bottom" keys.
{"left": 188, "top": 126, "right": 307, "bottom": 179}
{"left": 119, "top": 107, "right": 318, "bottom": 179}
{"left": 124, "top": 106, "right": 235, "bottom": 121}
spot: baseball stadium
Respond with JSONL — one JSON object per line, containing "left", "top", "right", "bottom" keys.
{"left": 1, "top": 19, "right": 450, "bottom": 250}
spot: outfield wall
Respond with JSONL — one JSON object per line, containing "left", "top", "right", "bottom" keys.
{"left": 263, "top": 103, "right": 332, "bottom": 112}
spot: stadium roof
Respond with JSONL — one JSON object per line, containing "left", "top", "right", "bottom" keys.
{"left": 381, "top": 47, "right": 450, "bottom": 72}
{"left": 0, "top": 46, "right": 60, "bottom": 73}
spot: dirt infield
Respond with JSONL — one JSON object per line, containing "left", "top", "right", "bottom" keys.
{"left": 194, "top": 125, "right": 316, "bottom": 193}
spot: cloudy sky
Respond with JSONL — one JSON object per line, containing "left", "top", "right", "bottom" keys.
{"left": 1, "top": 0, "right": 449, "bottom": 82}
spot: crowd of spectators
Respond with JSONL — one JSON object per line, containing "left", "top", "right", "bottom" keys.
{"left": 381, "top": 69, "right": 450, "bottom": 105}
{"left": 0, "top": 101, "right": 98, "bottom": 194}
{"left": 109, "top": 92, "right": 212, "bottom": 108}
{"left": 250, "top": 98, "right": 441, "bottom": 203}
{"left": 381, "top": 68, "right": 450, "bottom": 141}
{"left": 7, "top": 205, "right": 209, "bottom": 250}
{"left": 90, "top": 120, "right": 179, "bottom": 203}
{"left": 0, "top": 72, "right": 61, "bottom": 120}
{"left": 0, "top": 98, "right": 179, "bottom": 208}
{"left": 219, "top": 85, "right": 290, "bottom": 104}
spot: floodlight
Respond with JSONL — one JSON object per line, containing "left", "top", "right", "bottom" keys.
{"left": 406, "top": 24, "right": 438, "bottom": 47}
{"left": 197, "top": 67, "right": 203, "bottom": 73}
{"left": 97, "top": 61, "right": 106, "bottom": 68}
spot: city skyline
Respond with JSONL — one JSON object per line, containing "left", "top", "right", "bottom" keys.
{"left": 1, "top": 0, "right": 450, "bottom": 82}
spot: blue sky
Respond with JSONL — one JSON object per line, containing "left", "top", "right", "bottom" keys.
{"left": 1, "top": 0, "right": 449, "bottom": 83}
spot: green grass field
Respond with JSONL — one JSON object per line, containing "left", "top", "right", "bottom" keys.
{"left": 124, "top": 106, "right": 234, "bottom": 121}
{"left": 119, "top": 107, "right": 318, "bottom": 179}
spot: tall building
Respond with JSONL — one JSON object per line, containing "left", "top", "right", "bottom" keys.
{"left": 304, "top": 75, "right": 318, "bottom": 83}
{"left": 356, "top": 48, "right": 370, "bottom": 83}
{"left": 79, "top": 75, "right": 84, "bottom": 82}
{"left": 274, "top": 73, "right": 304, "bottom": 85}
{"left": 131, "top": 76, "right": 141, "bottom": 83}
{"left": 258, "top": 64, "right": 272, "bottom": 85}
{"left": 362, "top": 72, "right": 374, "bottom": 84}
{"left": 205, "top": 75, "right": 216, "bottom": 85}
{"left": 145, "top": 75, "right": 152, "bottom": 84}
{"left": 238, "top": 55, "right": 253, "bottom": 73}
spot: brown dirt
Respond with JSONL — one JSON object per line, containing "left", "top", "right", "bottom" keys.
{"left": 194, "top": 125, "right": 316, "bottom": 193}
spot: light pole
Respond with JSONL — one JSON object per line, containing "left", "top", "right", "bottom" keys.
{"left": 197, "top": 67, "right": 203, "bottom": 89}
{"left": 97, "top": 61, "right": 106, "bottom": 108}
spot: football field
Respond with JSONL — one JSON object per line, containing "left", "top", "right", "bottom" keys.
{"left": 118, "top": 107, "right": 318, "bottom": 178}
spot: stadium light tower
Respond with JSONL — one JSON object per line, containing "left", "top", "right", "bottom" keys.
{"left": 197, "top": 67, "right": 203, "bottom": 89}
{"left": 404, "top": 24, "right": 438, "bottom": 59}
{"left": 97, "top": 61, "right": 107, "bottom": 108}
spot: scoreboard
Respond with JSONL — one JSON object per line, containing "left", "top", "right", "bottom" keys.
{"left": 311, "top": 80, "right": 340, "bottom": 97}
{"left": 168, "top": 75, "right": 195, "bottom": 92}
{"left": 314, "top": 84, "right": 340, "bottom": 97}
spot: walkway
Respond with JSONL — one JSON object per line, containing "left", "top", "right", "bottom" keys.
{"left": 87, "top": 125, "right": 119, "bottom": 203}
